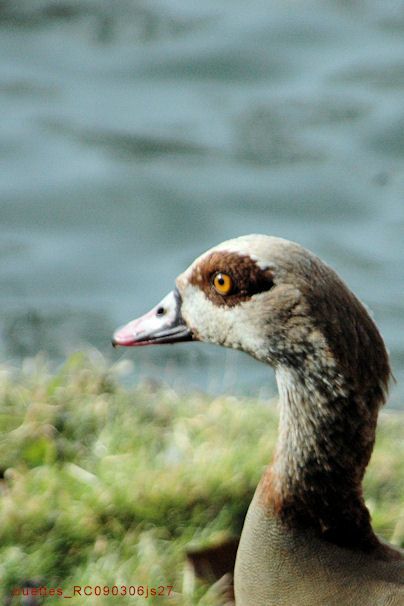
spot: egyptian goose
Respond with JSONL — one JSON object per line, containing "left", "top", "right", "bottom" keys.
{"left": 113, "top": 235, "right": 404, "bottom": 606}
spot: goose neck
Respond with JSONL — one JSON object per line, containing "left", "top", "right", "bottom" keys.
{"left": 261, "top": 364, "right": 380, "bottom": 551}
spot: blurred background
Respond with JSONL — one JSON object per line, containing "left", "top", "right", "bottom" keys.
{"left": 1, "top": 0, "right": 404, "bottom": 407}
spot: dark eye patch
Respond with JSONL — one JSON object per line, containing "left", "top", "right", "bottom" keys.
{"left": 189, "top": 251, "right": 274, "bottom": 307}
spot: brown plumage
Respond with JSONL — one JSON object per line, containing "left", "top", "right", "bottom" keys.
{"left": 113, "top": 234, "right": 404, "bottom": 606}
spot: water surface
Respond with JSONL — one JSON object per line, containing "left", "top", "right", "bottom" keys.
{"left": 1, "top": 1, "right": 404, "bottom": 407}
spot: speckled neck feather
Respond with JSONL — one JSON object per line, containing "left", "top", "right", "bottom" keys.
{"left": 259, "top": 260, "right": 391, "bottom": 553}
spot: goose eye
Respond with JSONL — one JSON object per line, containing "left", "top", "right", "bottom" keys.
{"left": 212, "top": 272, "right": 233, "bottom": 295}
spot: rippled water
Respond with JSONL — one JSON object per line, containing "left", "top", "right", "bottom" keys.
{"left": 1, "top": 1, "right": 404, "bottom": 407}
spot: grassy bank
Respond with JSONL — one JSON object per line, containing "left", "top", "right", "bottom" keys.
{"left": 0, "top": 354, "right": 403, "bottom": 604}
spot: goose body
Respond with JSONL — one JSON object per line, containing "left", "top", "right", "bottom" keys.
{"left": 113, "top": 235, "right": 404, "bottom": 605}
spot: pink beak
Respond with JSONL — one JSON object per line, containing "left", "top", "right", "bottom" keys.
{"left": 112, "top": 289, "right": 194, "bottom": 348}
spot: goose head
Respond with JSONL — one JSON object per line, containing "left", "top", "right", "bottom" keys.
{"left": 113, "top": 234, "right": 389, "bottom": 404}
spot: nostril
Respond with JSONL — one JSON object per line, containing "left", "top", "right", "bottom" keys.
{"left": 156, "top": 306, "right": 165, "bottom": 317}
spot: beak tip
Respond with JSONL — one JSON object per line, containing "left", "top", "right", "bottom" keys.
{"left": 112, "top": 288, "right": 193, "bottom": 349}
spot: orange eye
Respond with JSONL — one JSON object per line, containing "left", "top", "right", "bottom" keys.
{"left": 212, "top": 272, "right": 233, "bottom": 295}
